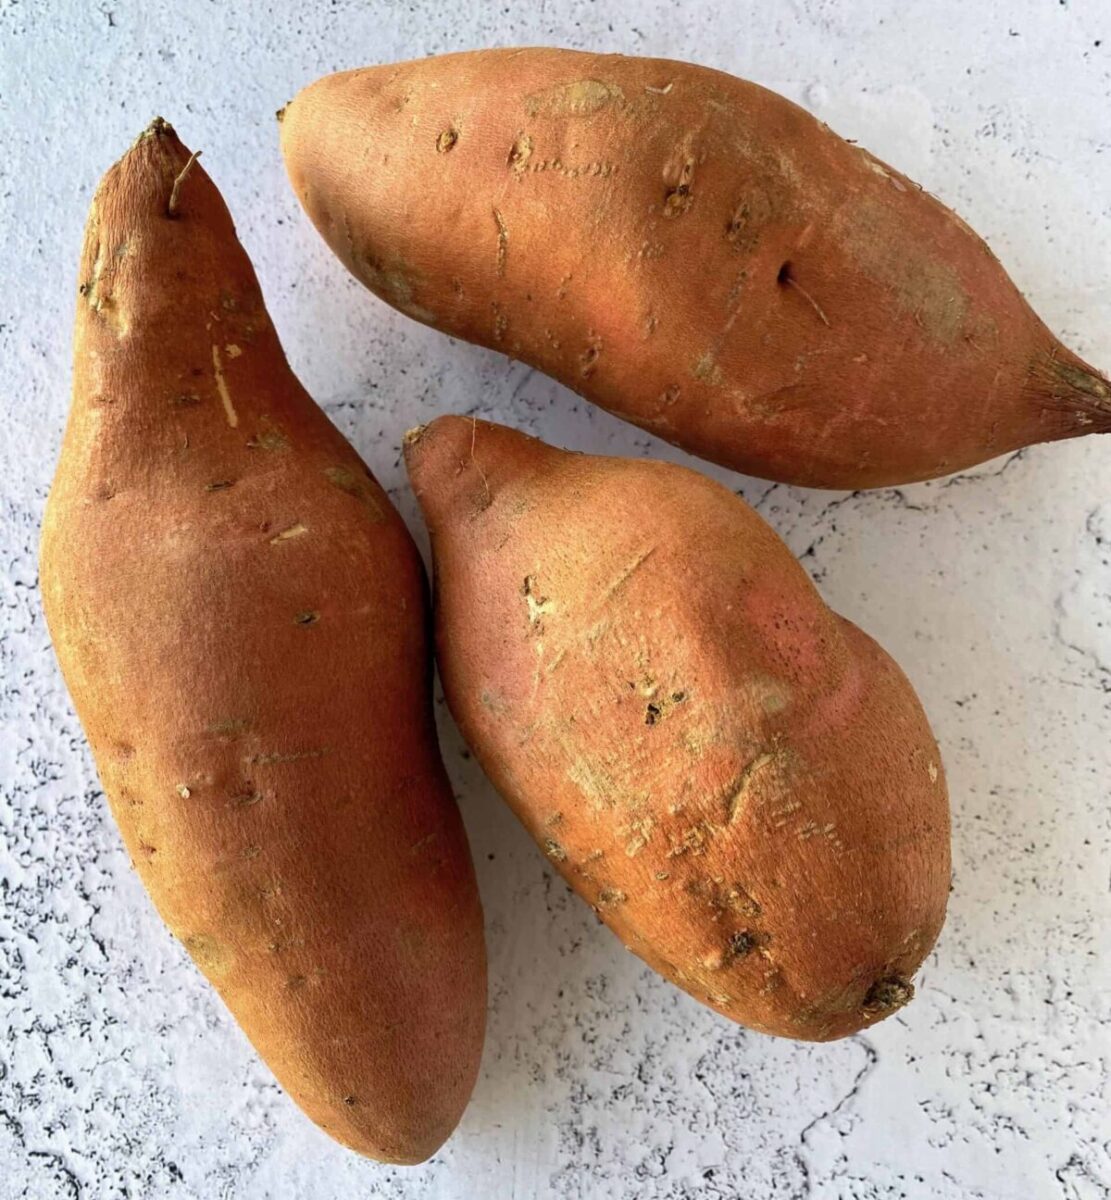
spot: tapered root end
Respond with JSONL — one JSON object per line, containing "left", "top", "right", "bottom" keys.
{"left": 862, "top": 974, "right": 914, "bottom": 1017}
{"left": 277, "top": 86, "right": 309, "bottom": 156}
{"left": 1055, "top": 361, "right": 1111, "bottom": 424}
{"left": 402, "top": 416, "right": 475, "bottom": 519}
{"left": 404, "top": 416, "right": 558, "bottom": 529}
{"left": 308, "top": 1088, "right": 463, "bottom": 1166}
{"left": 1032, "top": 347, "right": 1111, "bottom": 438}
{"left": 76, "top": 114, "right": 252, "bottom": 355}
{"left": 278, "top": 71, "right": 384, "bottom": 244}
{"left": 782, "top": 972, "right": 918, "bottom": 1043}
{"left": 136, "top": 115, "right": 177, "bottom": 143}
{"left": 92, "top": 116, "right": 210, "bottom": 226}
{"left": 336, "top": 1121, "right": 451, "bottom": 1167}
{"left": 100, "top": 114, "right": 233, "bottom": 239}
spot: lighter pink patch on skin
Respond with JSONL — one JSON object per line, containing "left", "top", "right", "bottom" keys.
{"left": 802, "top": 654, "right": 864, "bottom": 737}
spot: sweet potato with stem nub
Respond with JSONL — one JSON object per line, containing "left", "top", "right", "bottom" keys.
{"left": 281, "top": 48, "right": 1111, "bottom": 489}
{"left": 40, "top": 120, "right": 486, "bottom": 1164}
{"left": 405, "top": 416, "right": 950, "bottom": 1041}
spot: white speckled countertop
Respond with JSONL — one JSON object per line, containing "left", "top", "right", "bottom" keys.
{"left": 2, "top": 2, "right": 1109, "bottom": 1197}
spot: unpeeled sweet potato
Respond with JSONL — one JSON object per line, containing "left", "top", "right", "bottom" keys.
{"left": 405, "top": 416, "right": 950, "bottom": 1040}
{"left": 39, "top": 120, "right": 485, "bottom": 1163}
{"left": 282, "top": 47, "right": 1111, "bottom": 489}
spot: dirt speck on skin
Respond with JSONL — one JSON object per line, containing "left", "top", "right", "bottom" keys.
{"left": 544, "top": 837, "right": 567, "bottom": 861}
{"left": 323, "top": 466, "right": 385, "bottom": 520}
{"left": 354, "top": 254, "right": 436, "bottom": 323}
{"left": 621, "top": 815, "right": 655, "bottom": 857}
{"left": 208, "top": 718, "right": 249, "bottom": 738}
{"left": 656, "top": 382, "right": 681, "bottom": 407}
{"left": 247, "top": 748, "right": 327, "bottom": 767}
{"left": 692, "top": 352, "right": 723, "bottom": 386}
{"left": 493, "top": 208, "right": 509, "bottom": 277}
{"left": 247, "top": 425, "right": 291, "bottom": 452}
{"left": 725, "top": 189, "right": 775, "bottom": 251}
{"left": 663, "top": 184, "right": 693, "bottom": 218}
{"left": 479, "top": 688, "right": 509, "bottom": 715}
{"left": 644, "top": 689, "right": 685, "bottom": 726}
{"left": 508, "top": 133, "right": 533, "bottom": 172}
{"left": 579, "top": 340, "right": 601, "bottom": 377}
{"left": 728, "top": 930, "right": 758, "bottom": 958}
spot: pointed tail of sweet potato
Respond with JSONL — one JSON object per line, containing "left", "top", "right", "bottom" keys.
{"left": 404, "top": 416, "right": 560, "bottom": 527}
{"left": 1029, "top": 343, "right": 1111, "bottom": 440}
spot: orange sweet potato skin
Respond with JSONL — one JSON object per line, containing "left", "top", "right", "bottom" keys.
{"left": 406, "top": 417, "right": 950, "bottom": 1041}
{"left": 39, "top": 123, "right": 485, "bottom": 1164}
{"left": 283, "top": 48, "right": 1110, "bottom": 488}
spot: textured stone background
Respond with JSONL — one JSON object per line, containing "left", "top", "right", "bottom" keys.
{"left": 2, "top": 2, "right": 1110, "bottom": 1197}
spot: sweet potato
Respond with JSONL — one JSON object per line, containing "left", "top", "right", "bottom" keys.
{"left": 281, "top": 47, "right": 1111, "bottom": 489}
{"left": 404, "top": 416, "right": 949, "bottom": 1040}
{"left": 39, "top": 120, "right": 485, "bottom": 1163}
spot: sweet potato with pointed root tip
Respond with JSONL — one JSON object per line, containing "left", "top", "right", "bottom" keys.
{"left": 404, "top": 416, "right": 950, "bottom": 1040}
{"left": 281, "top": 48, "right": 1111, "bottom": 489}
{"left": 39, "top": 120, "right": 486, "bottom": 1164}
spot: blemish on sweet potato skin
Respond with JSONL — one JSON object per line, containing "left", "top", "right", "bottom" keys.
{"left": 863, "top": 975, "right": 914, "bottom": 1015}
{"left": 323, "top": 465, "right": 386, "bottom": 520}
{"left": 507, "top": 133, "right": 533, "bottom": 172}
{"left": 183, "top": 932, "right": 230, "bottom": 975}
{"left": 405, "top": 416, "right": 950, "bottom": 1042}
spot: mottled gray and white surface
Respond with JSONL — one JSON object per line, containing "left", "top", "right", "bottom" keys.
{"left": 2, "top": 2, "right": 1110, "bottom": 1197}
